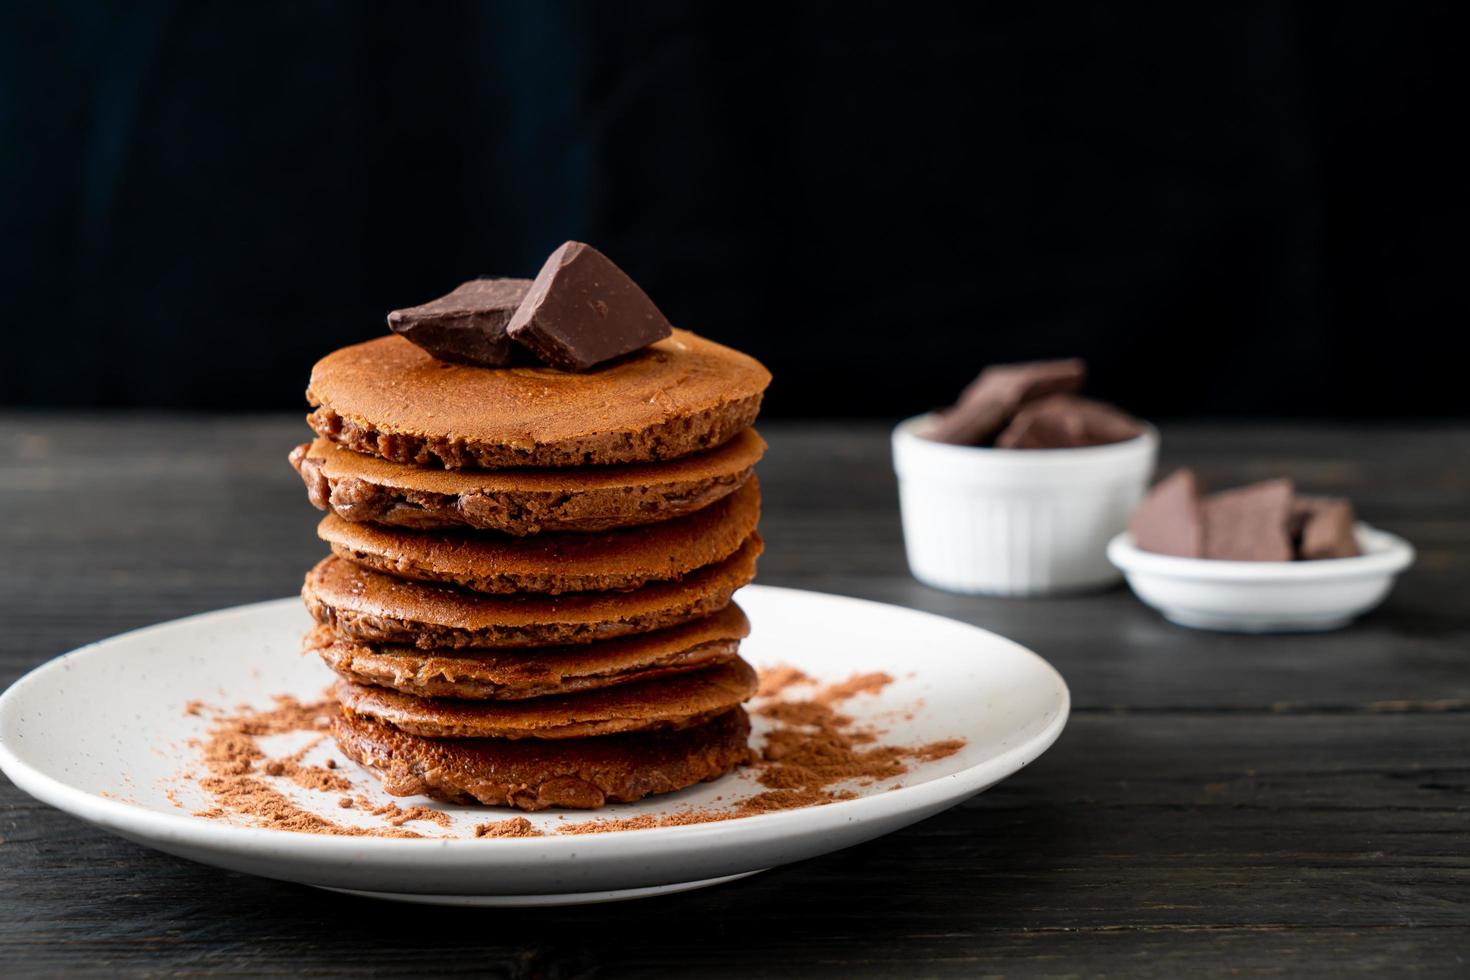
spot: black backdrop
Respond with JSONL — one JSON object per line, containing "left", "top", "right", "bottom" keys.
{"left": 4, "top": 2, "right": 1464, "bottom": 418}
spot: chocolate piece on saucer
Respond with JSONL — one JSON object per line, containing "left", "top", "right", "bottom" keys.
{"left": 995, "top": 394, "right": 1143, "bottom": 449}
{"left": 387, "top": 278, "right": 532, "bottom": 367}
{"left": 1292, "top": 497, "right": 1361, "bottom": 560}
{"left": 926, "top": 358, "right": 1086, "bottom": 446}
{"left": 1131, "top": 468, "right": 1205, "bottom": 557}
{"left": 1202, "top": 478, "right": 1295, "bottom": 561}
{"left": 508, "top": 241, "right": 673, "bottom": 371}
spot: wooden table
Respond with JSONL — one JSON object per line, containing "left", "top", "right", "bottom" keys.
{"left": 2, "top": 416, "right": 1466, "bottom": 977}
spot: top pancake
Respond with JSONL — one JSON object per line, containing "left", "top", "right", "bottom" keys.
{"left": 290, "top": 428, "right": 765, "bottom": 535}
{"left": 306, "top": 330, "right": 771, "bottom": 468}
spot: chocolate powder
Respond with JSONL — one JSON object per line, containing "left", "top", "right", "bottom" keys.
{"left": 475, "top": 817, "right": 544, "bottom": 838}
{"left": 558, "top": 667, "right": 964, "bottom": 835}
{"left": 813, "top": 671, "right": 893, "bottom": 704}
{"left": 185, "top": 696, "right": 422, "bottom": 838}
{"left": 180, "top": 667, "right": 964, "bottom": 838}
{"left": 756, "top": 665, "right": 813, "bottom": 698}
{"left": 364, "top": 798, "right": 452, "bottom": 828}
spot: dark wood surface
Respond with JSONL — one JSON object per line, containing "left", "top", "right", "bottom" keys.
{"left": 2, "top": 415, "right": 1467, "bottom": 978}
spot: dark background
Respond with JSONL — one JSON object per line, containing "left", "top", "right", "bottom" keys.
{"left": 3, "top": 1, "right": 1464, "bottom": 419}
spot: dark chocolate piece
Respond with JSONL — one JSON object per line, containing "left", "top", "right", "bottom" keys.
{"left": 926, "top": 359, "right": 1086, "bottom": 446}
{"left": 387, "top": 278, "right": 532, "bottom": 367}
{"left": 1131, "top": 468, "right": 1205, "bottom": 558}
{"left": 1202, "top": 478, "right": 1295, "bottom": 561}
{"left": 507, "top": 242, "right": 673, "bottom": 371}
{"left": 1292, "top": 496, "right": 1361, "bottom": 560}
{"left": 995, "top": 394, "right": 1143, "bottom": 449}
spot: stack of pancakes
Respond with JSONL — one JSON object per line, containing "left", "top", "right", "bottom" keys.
{"left": 289, "top": 329, "right": 771, "bottom": 810}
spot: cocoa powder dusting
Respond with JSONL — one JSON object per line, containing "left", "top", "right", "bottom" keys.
{"left": 475, "top": 817, "right": 544, "bottom": 838}
{"left": 911, "top": 739, "right": 967, "bottom": 763}
{"left": 558, "top": 667, "right": 964, "bottom": 834}
{"left": 186, "top": 696, "right": 422, "bottom": 838}
{"left": 756, "top": 664, "right": 813, "bottom": 698}
{"left": 368, "top": 800, "right": 452, "bottom": 828}
{"left": 177, "top": 667, "right": 963, "bottom": 839}
{"left": 814, "top": 671, "right": 893, "bottom": 704}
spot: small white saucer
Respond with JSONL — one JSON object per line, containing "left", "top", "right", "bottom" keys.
{"left": 1107, "top": 524, "right": 1415, "bottom": 632}
{"left": 0, "top": 585, "right": 1069, "bottom": 906}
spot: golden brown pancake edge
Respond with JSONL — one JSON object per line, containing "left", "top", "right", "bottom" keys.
{"left": 289, "top": 428, "right": 766, "bottom": 534}
{"left": 301, "top": 532, "right": 762, "bottom": 649}
{"left": 332, "top": 707, "right": 752, "bottom": 810}
{"left": 335, "top": 657, "right": 758, "bottom": 739}
{"left": 316, "top": 477, "right": 760, "bottom": 595}
{"left": 306, "top": 603, "right": 750, "bottom": 699}
{"left": 306, "top": 330, "right": 771, "bottom": 468}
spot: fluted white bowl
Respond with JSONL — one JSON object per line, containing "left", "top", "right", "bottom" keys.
{"left": 892, "top": 414, "right": 1158, "bottom": 596}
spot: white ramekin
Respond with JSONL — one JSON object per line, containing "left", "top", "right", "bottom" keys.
{"left": 891, "top": 414, "right": 1159, "bottom": 596}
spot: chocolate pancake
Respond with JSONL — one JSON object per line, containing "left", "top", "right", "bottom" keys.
{"left": 306, "top": 330, "right": 771, "bottom": 469}
{"left": 290, "top": 428, "right": 765, "bottom": 535}
{"left": 336, "top": 657, "right": 757, "bottom": 739}
{"left": 308, "top": 603, "right": 750, "bottom": 700}
{"left": 317, "top": 478, "right": 760, "bottom": 595}
{"left": 302, "top": 533, "right": 762, "bottom": 649}
{"left": 333, "top": 707, "right": 751, "bottom": 810}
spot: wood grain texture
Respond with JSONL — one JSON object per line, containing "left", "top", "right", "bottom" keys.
{"left": 1, "top": 415, "right": 1467, "bottom": 978}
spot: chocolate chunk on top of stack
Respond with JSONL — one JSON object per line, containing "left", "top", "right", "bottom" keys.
{"left": 925, "top": 358, "right": 1143, "bottom": 449}
{"left": 1131, "top": 468, "right": 1361, "bottom": 562}
{"left": 290, "top": 242, "right": 771, "bottom": 811}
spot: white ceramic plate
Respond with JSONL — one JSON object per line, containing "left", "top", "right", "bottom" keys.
{"left": 0, "top": 585, "right": 1069, "bottom": 906}
{"left": 1108, "top": 524, "right": 1415, "bottom": 632}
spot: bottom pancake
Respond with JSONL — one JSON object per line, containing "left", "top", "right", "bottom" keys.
{"left": 335, "top": 657, "right": 758, "bottom": 739}
{"left": 332, "top": 707, "right": 752, "bottom": 810}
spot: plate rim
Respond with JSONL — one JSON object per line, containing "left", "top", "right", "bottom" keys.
{"left": 0, "top": 584, "right": 1070, "bottom": 861}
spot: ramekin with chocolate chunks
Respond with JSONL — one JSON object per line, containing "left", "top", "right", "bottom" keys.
{"left": 893, "top": 358, "right": 1157, "bottom": 596}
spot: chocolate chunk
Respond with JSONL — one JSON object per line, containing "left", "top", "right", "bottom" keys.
{"left": 1292, "top": 496, "right": 1361, "bottom": 560}
{"left": 995, "top": 394, "right": 1143, "bottom": 449}
{"left": 387, "top": 278, "right": 532, "bottom": 367}
{"left": 507, "top": 242, "right": 673, "bottom": 371}
{"left": 1131, "top": 468, "right": 1205, "bottom": 557}
{"left": 926, "top": 359, "right": 1086, "bottom": 446}
{"left": 1202, "top": 478, "right": 1295, "bottom": 561}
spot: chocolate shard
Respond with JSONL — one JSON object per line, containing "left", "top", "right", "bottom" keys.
{"left": 995, "top": 394, "right": 1143, "bottom": 449}
{"left": 388, "top": 278, "right": 532, "bottom": 367}
{"left": 1131, "top": 468, "right": 1205, "bottom": 557}
{"left": 1202, "top": 478, "right": 1295, "bottom": 561}
{"left": 926, "top": 358, "right": 1086, "bottom": 446}
{"left": 507, "top": 242, "right": 673, "bottom": 371}
{"left": 1292, "top": 496, "right": 1361, "bottom": 560}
